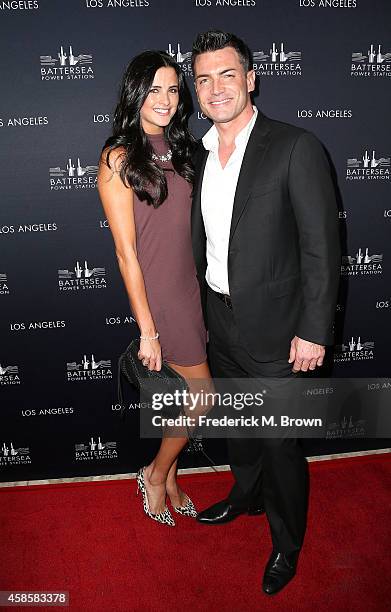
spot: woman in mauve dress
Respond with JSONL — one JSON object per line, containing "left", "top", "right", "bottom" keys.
{"left": 97, "top": 51, "right": 211, "bottom": 527}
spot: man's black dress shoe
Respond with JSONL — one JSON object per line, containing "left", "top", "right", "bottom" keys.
{"left": 262, "top": 550, "right": 299, "bottom": 595}
{"left": 196, "top": 499, "right": 265, "bottom": 524}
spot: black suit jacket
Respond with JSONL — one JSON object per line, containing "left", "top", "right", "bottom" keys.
{"left": 191, "top": 111, "right": 341, "bottom": 361}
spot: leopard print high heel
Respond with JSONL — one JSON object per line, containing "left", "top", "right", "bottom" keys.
{"left": 136, "top": 467, "right": 175, "bottom": 527}
{"left": 173, "top": 495, "right": 197, "bottom": 518}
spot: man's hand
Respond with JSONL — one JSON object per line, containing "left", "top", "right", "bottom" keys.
{"left": 288, "top": 336, "right": 325, "bottom": 372}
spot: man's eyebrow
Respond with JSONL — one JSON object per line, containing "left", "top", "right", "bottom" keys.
{"left": 195, "top": 67, "right": 237, "bottom": 80}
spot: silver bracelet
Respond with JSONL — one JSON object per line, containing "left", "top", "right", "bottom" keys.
{"left": 140, "top": 331, "right": 159, "bottom": 341}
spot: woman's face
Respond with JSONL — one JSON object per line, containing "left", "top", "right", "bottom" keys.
{"left": 140, "top": 66, "right": 179, "bottom": 134}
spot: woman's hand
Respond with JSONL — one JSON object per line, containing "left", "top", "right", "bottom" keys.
{"left": 138, "top": 338, "right": 162, "bottom": 371}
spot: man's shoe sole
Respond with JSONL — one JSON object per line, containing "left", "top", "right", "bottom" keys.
{"left": 262, "top": 572, "right": 296, "bottom": 595}
{"left": 196, "top": 507, "right": 265, "bottom": 524}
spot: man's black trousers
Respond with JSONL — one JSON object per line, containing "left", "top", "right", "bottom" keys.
{"left": 206, "top": 286, "right": 309, "bottom": 553}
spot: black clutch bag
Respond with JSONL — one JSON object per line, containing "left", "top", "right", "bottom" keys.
{"left": 117, "top": 338, "right": 189, "bottom": 420}
{"left": 117, "top": 338, "right": 218, "bottom": 470}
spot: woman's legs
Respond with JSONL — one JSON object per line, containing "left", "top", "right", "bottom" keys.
{"left": 143, "top": 360, "right": 212, "bottom": 514}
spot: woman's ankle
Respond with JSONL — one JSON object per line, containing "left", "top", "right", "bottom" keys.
{"left": 166, "top": 478, "right": 181, "bottom": 493}
{"left": 167, "top": 484, "right": 187, "bottom": 507}
{"left": 145, "top": 463, "right": 167, "bottom": 487}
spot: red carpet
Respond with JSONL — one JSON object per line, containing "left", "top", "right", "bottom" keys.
{"left": 0, "top": 453, "right": 390, "bottom": 612}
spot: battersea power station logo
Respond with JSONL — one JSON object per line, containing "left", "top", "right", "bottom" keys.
{"left": 346, "top": 149, "right": 390, "bottom": 181}
{"left": 0, "top": 273, "right": 9, "bottom": 296}
{"left": 75, "top": 436, "right": 118, "bottom": 461}
{"left": 252, "top": 42, "right": 302, "bottom": 77}
{"left": 58, "top": 260, "right": 107, "bottom": 291}
{"left": 49, "top": 156, "right": 98, "bottom": 190}
{"left": 341, "top": 248, "right": 383, "bottom": 277}
{"left": 351, "top": 43, "right": 391, "bottom": 78}
{"left": 0, "top": 362, "right": 20, "bottom": 386}
{"left": 166, "top": 43, "right": 193, "bottom": 77}
{"left": 66, "top": 354, "right": 112, "bottom": 381}
{"left": 334, "top": 337, "right": 375, "bottom": 363}
{"left": 0, "top": 442, "right": 31, "bottom": 467}
{"left": 40, "top": 44, "right": 94, "bottom": 81}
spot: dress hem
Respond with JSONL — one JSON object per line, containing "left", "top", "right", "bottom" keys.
{"left": 164, "top": 355, "right": 208, "bottom": 368}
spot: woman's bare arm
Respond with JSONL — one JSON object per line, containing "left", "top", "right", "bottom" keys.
{"left": 97, "top": 147, "right": 162, "bottom": 371}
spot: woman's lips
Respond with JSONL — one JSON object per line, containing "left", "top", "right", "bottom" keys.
{"left": 153, "top": 108, "right": 170, "bottom": 115}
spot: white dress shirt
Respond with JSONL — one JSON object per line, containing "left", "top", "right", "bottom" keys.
{"left": 201, "top": 106, "right": 258, "bottom": 295}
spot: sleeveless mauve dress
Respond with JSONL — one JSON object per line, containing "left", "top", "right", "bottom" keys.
{"left": 132, "top": 132, "right": 207, "bottom": 366}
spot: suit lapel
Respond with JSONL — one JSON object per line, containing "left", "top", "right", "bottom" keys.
{"left": 191, "top": 145, "right": 208, "bottom": 271}
{"left": 229, "top": 112, "right": 271, "bottom": 245}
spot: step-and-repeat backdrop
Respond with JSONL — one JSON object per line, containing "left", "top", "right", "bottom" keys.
{"left": 1, "top": 0, "right": 390, "bottom": 482}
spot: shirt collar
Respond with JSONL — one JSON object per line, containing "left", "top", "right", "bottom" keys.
{"left": 202, "top": 105, "right": 258, "bottom": 154}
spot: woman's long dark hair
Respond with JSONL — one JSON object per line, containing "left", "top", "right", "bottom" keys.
{"left": 103, "top": 50, "right": 195, "bottom": 207}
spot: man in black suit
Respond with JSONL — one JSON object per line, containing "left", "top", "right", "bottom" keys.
{"left": 191, "top": 31, "right": 341, "bottom": 595}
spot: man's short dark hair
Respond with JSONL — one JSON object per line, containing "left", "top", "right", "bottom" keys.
{"left": 191, "top": 30, "right": 252, "bottom": 75}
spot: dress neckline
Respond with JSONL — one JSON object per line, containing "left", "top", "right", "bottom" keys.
{"left": 145, "top": 131, "right": 165, "bottom": 141}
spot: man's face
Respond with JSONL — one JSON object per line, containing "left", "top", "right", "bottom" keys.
{"left": 193, "top": 47, "right": 255, "bottom": 124}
